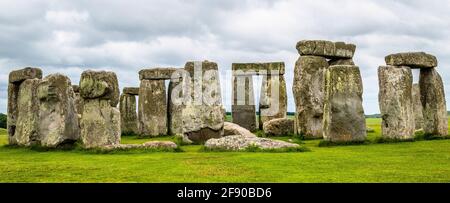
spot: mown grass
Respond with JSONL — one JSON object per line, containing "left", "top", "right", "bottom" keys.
{"left": 0, "top": 118, "right": 450, "bottom": 183}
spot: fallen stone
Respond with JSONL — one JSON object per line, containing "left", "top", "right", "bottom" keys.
{"left": 224, "top": 122, "right": 256, "bottom": 137}
{"left": 37, "top": 74, "right": 80, "bottom": 147}
{"left": 139, "top": 67, "right": 178, "bottom": 80}
{"left": 323, "top": 65, "right": 367, "bottom": 142}
{"left": 80, "top": 99, "right": 121, "bottom": 148}
{"left": 119, "top": 93, "right": 138, "bottom": 135}
{"left": 204, "top": 135, "right": 299, "bottom": 151}
{"left": 79, "top": 70, "right": 120, "bottom": 107}
{"left": 101, "top": 141, "right": 178, "bottom": 150}
{"left": 293, "top": 56, "right": 328, "bottom": 139}
{"left": 263, "top": 118, "right": 294, "bottom": 136}
{"left": 122, "top": 87, "right": 139, "bottom": 95}
{"left": 419, "top": 68, "right": 448, "bottom": 136}
{"left": 8, "top": 67, "right": 43, "bottom": 83}
{"left": 385, "top": 52, "right": 437, "bottom": 68}
{"left": 412, "top": 84, "right": 424, "bottom": 130}
{"left": 378, "top": 66, "right": 415, "bottom": 140}
{"left": 232, "top": 62, "right": 285, "bottom": 75}
{"left": 296, "top": 40, "right": 356, "bottom": 59}
{"left": 138, "top": 79, "right": 167, "bottom": 136}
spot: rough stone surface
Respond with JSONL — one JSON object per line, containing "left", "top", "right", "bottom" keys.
{"left": 182, "top": 61, "right": 225, "bottom": 143}
{"left": 419, "top": 68, "right": 448, "bottom": 136}
{"left": 259, "top": 74, "right": 287, "bottom": 129}
{"left": 138, "top": 79, "right": 167, "bottom": 136}
{"left": 119, "top": 93, "right": 138, "bottom": 135}
{"left": 79, "top": 70, "right": 119, "bottom": 107}
{"left": 412, "top": 84, "right": 424, "bottom": 130}
{"left": 329, "top": 59, "right": 355, "bottom": 66}
{"left": 101, "top": 141, "right": 177, "bottom": 150}
{"left": 72, "top": 85, "right": 80, "bottom": 93}
{"left": 80, "top": 99, "right": 121, "bottom": 148}
{"left": 139, "top": 68, "right": 178, "bottom": 80}
{"left": 37, "top": 74, "right": 80, "bottom": 147}
{"left": 378, "top": 66, "right": 415, "bottom": 140}
{"left": 123, "top": 87, "right": 139, "bottom": 95}
{"left": 9, "top": 67, "right": 43, "bottom": 83}
{"left": 223, "top": 122, "right": 256, "bottom": 137}
{"left": 263, "top": 118, "right": 294, "bottom": 136}
{"left": 71, "top": 85, "right": 83, "bottom": 114}
{"left": 296, "top": 40, "right": 356, "bottom": 59}
{"left": 232, "top": 62, "right": 285, "bottom": 75}
{"left": 168, "top": 79, "right": 184, "bottom": 135}
{"left": 9, "top": 79, "right": 41, "bottom": 146}
{"left": 293, "top": 56, "right": 328, "bottom": 139}
{"left": 232, "top": 75, "right": 257, "bottom": 131}
{"left": 385, "top": 52, "right": 437, "bottom": 68}
{"left": 323, "top": 65, "right": 367, "bottom": 142}
{"left": 204, "top": 135, "right": 299, "bottom": 151}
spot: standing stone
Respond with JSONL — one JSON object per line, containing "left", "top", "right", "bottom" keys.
{"left": 79, "top": 70, "right": 121, "bottom": 148}
{"left": 11, "top": 79, "right": 41, "bottom": 146}
{"left": 323, "top": 65, "right": 366, "bottom": 142}
{"left": 119, "top": 93, "right": 138, "bottom": 135}
{"left": 378, "top": 66, "right": 415, "bottom": 140}
{"left": 181, "top": 61, "right": 225, "bottom": 143}
{"left": 168, "top": 78, "right": 184, "bottom": 135}
{"left": 80, "top": 99, "right": 121, "bottom": 148}
{"left": 138, "top": 79, "right": 167, "bottom": 136}
{"left": 232, "top": 75, "right": 257, "bottom": 131}
{"left": 37, "top": 74, "right": 80, "bottom": 147}
{"left": 259, "top": 74, "right": 287, "bottom": 129}
{"left": 293, "top": 56, "right": 328, "bottom": 139}
{"left": 412, "top": 84, "right": 424, "bottom": 130}
{"left": 7, "top": 67, "right": 43, "bottom": 146}
{"left": 419, "top": 68, "right": 448, "bottom": 136}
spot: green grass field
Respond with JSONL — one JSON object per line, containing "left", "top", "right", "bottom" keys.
{"left": 0, "top": 118, "right": 449, "bottom": 183}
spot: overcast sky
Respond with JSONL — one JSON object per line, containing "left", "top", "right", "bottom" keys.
{"left": 1, "top": 0, "right": 450, "bottom": 114}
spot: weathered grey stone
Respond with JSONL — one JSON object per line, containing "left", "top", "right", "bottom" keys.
{"left": 232, "top": 62, "right": 285, "bottom": 75}
{"left": 263, "top": 118, "right": 294, "bottom": 136}
{"left": 181, "top": 61, "right": 225, "bottom": 143}
{"left": 385, "top": 52, "right": 437, "bottom": 68}
{"left": 9, "top": 79, "right": 41, "bottom": 146}
{"left": 259, "top": 74, "right": 287, "bottom": 129}
{"left": 37, "top": 74, "right": 80, "bottom": 147}
{"left": 323, "top": 65, "right": 366, "bottom": 142}
{"left": 419, "top": 68, "right": 448, "bottom": 136}
{"left": 79, "top": 70, "right": 119, "bottom": 107}
{"left": 7, "top": 67, "right": 42, "bottom": 142}
{"left": 293, "top": 56, "right": 328, "bottom": 139}
{"left": 296, "top": 40, "right": 356, "bottom": 59}
{"left": 139, "top": 68, "right": 178, "bottom": 80}
{"left": 224, "top": 122, "right": 256, "bottom": 137}
{"left": 8, "top": 67, "right": 42, "bottom": 83}
{"left": 72, "top": 85, "right": 83, "bottom": 114}
{"left": 378, "top": 66, "right": 415, "bottom": 140}
{"left": 204, "top": 135, "right": 299, "bottom": 151}
{"left": 123, "top": 87, "right": 139, "bottom": 95}
{"left": 119, "top": 93, "right": 138, "bottom": 135}
{"left": 168, "top": 79, "right": 184, "bottom": 135}
{"left": 101, "top": 141, "right": 177, "bottom": 150}
{"left": 80, "top": 99, "right": 121, "bottom": 148}
{"left": 138, "top": 79, "right": 167, "bottom": 136}
{"left": 412, "top": 84, "right": 424, "bottom": 130}
{"left": 232, "top": 75, "right": 257, "bottom": 131}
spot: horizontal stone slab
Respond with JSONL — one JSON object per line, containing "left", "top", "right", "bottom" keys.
{"left": 9, "top": 67, "right": 42, "bottom": 83}
{"left": 232, "top": 62, "right": 285, "bottom": 75}
{"left": 385, "top": 52, "right": 437, "bottom": 68}
{"left": 296, "top": 40, "right": 356, "bottom": 59}
{"left": 122, "top": 87, "right": 139, "bottom": 95}
{"left": 139, "top": 67, "right": 179, "bottom": 80}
